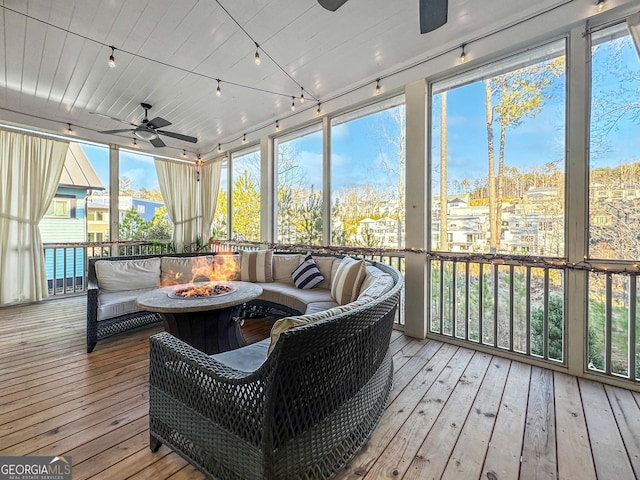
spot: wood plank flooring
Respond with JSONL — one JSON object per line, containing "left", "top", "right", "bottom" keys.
{"left": 1, "top": 296, "right": 639, "bottom": 479}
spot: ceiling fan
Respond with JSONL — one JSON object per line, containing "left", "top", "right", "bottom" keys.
{"left": 97, "top": 103, "right": 198, "bottom": 148}
{"left": 318, "top": 0, "right": 447, "bottom": 34}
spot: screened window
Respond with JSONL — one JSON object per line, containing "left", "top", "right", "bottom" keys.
{"left": 231, "top": 147, "right": 261, "bottom": 242}
{"left": 275, "top": 126, "right": 323, "bottom": 245}
{"left": 431, "top": 40, "right": 566, "bottom": 256}
{"left": 331, "top": 96, "right": 406, "bottom": 247}
{"left": 118, "top": 150, "right": 172, "bottom": 241}
{"left": 589, "top": 23, "right": 640, "bottom": 261}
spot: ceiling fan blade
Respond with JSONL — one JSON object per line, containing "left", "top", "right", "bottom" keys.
{"left": 419, "top": 0, "right": 448, "bottom": 34}
{"left": 150, "top": 137, "right": 166, "bottom": 148}
{"left": 318, "top": 0, "right": 349, "bottom": 11}
{"left": 99, "top": 129, "right": 134, "bottom": 134}
{"left": 147, "top": 116, "right": 171, "bottom": 129}
{"left": 91, "top": 112, "right": 137, "bottom": 127}
{"left": 157, "top": 130, "right": 198, "bottom": 143}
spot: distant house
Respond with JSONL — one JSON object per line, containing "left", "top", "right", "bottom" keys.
{"left": 41, "top": 142, "right": 105, "bottom": 291}
{"left": 356, "top": 217, "right": 403, "bottom": 247}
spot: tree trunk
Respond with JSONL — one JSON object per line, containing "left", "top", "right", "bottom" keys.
{"left": 485, "top": 80, "right": 497, "bottom": 253}
{"left": 439, "top": 92, "right": 448, "bottom": 251}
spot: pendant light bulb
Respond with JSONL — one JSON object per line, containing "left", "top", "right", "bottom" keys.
{"left": 218, "top": 143, "right": 222, "bottom": 152}
{"left": 596, "top": 0, "right": 606, "bottom": 11}
{"left": 108, "top": 46, "right": 116, "bottom": 68}
{"left": 375, "top": 78, "right": 381, "bottom": 95}
{"left": 67, "top": 123, "right": 72, "bottom": 133}
{"left": 300, "top": 88, "right": 305, "bottom": 104}
{"left": 183, "top": 149, "right": 187, "bottom": 157}
{"left": 291, "top": 97, "right": 296, "bottom": 111}
{"left": 132, "top": 138, "right": 137, "bottom": 147}
{"left": 254, "top": 42, "right": 261, "bottom": 65}
{"left": 316, "top": 103, "right": 321, "bottom": 116}
{"left": 242, "top": 133, "right": 247, "bottom": 144}
{"left": 216, "top": 79, "right": 221, "bottom": 97}
{"left": 276, "top": 120, "right": 280, "bottom": 131}
{"left": 459, "top": 44, "right": 467, "bottom": 64}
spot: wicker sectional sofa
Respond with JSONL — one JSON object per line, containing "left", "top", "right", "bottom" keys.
{"left": 87, "top": 251, "right": 402, "bottom": 479}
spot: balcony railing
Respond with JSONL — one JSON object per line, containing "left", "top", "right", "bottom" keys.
{"left": 428, "top": 256, "right": 565, "bottom": 365}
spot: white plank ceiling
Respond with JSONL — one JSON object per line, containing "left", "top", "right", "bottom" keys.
{"left": 0, "top": 0, "right": 619, "bottom": 158}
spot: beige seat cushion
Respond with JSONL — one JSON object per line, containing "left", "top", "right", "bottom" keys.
{"left": 255, "top": 283, "right": 334, "bottom": 313}
{"left": 95, "top": 257, "right": 160, "bottom": 292}
{"left": 210, "top": 338, "right": 270, "bottom": 372}
{"left": 97, "top": 287, "right": 156, "bottom": 321}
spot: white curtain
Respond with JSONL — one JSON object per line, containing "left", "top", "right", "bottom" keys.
{"left": 628, "top": 13, "right": 640, "bottom": 57}
{"left": 200, "top": 159, "right": 223, "bottom": 241}
{"left": 0, "top": 130, "right": 68, "bottom": 304}
{"left": 155, "top": 158, "right": 198, "bottom": 252}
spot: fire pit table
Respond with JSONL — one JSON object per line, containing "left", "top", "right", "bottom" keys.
{"left": 136, "top": 281, "right": 263, "bottom": 354}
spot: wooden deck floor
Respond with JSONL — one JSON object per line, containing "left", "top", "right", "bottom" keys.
{"left": 1, "top": 296, "right": 639, "bottom": 479}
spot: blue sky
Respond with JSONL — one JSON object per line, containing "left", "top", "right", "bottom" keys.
{"left": 80, "top": 32, "right": 640, "bottom": 197}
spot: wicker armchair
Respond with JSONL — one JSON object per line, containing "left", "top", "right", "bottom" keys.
{"left": 148, "top": 262, "right": 402, "bottom": 480}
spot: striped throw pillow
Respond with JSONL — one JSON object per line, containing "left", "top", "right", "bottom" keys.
{"left": 291, "top": 254, "right": 324, "bottom": 289}
{"left": 331, "top": 256, "right": 366, "bottom": 305}
{"left": 240, "top": 249, "right": 274, "bottom": 283}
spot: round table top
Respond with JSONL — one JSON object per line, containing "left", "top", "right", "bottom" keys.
{"left": 136, "top": 281, "right": 263, "bottom": 313}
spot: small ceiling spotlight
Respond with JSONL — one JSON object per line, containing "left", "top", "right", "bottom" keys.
{"left": 375, "top": 78, "right": 381, "bottom": 95}
{"left": 596, "top": 0, "right": 606, "bottom": 11}
{"left": 276, "top": 119, "right": 281, "bottom": 131}
{"left": 459, "top": 44, "right": 467, "bottom": 63}
{"left": 108, "top": 46, "right": 116, "bottom": 68}
{"left": 300, "top": 87, "right": 305, "bottom": 104}
{"left": 242, "top": 133, "right": 247, "bottom": 143}
{"left": 216, "top": 79, "right": 221, "bottom": 97}
{"left": 254, "top": 42, "right": 261, "bottom": 65}
{"left": 291, "top": 97, "right": 296, "bottom": 111}
{"left": 218, "top": 143, "right": 222, "bottom": 152}
{"left": 316, "top": 103, "right": 321, "bottom": 116}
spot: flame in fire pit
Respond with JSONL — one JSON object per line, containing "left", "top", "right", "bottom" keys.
{"left": 168, "top": 283, "right": 235, "bottom": 299}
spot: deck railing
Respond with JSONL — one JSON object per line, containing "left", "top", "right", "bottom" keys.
{"left": 427, "top": 256, "right": 565, "bottom": 365}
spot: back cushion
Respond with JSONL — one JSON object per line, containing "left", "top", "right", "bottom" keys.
{"left": 240, "top": 249, "right": 274, "bottom": 283}
{"left": 357, "top": 266, "right": 394, "bottom": 302}
{"left": 95, "top": 257, "right": 161, "bottom": 292}
{"left": 331, "top": 257, "right": 366, "bottom": 306}
{"left": 160, "top": 256, "right": 213, "bottom": 286}
{"left": 212, "top": 254, "right": 241, "bottom": 281}
{"left": 311, "top": 256, "right": 335, "bottom": 289}
{"left": 272, "top": 254, "right": 302, "bottom": 284}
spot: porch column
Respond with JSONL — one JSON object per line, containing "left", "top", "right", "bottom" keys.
{"left": 404, "top": 79, "right": 429, "bottom": 339}
{"left": 260, "top": 136, "right": 274, "bottom": 242}
{"left": 109, "top": 144, "right": 119, "bottom": 257}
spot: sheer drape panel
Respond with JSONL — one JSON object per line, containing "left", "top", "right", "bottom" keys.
{"left": 628, "top": 13, "right": 640, "bottom": 55}
{"left": 155, "top": 159, "right": 198, "bottom": 252}
{"left": 0, "top": 130, "right": 68, "bottom": 304}
{"left": 200, "top": 159, "right": 222, "bottom": 241}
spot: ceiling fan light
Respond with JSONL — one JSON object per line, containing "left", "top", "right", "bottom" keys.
{"left": 134, "top": 129, "right": 158, "bottom": 141}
